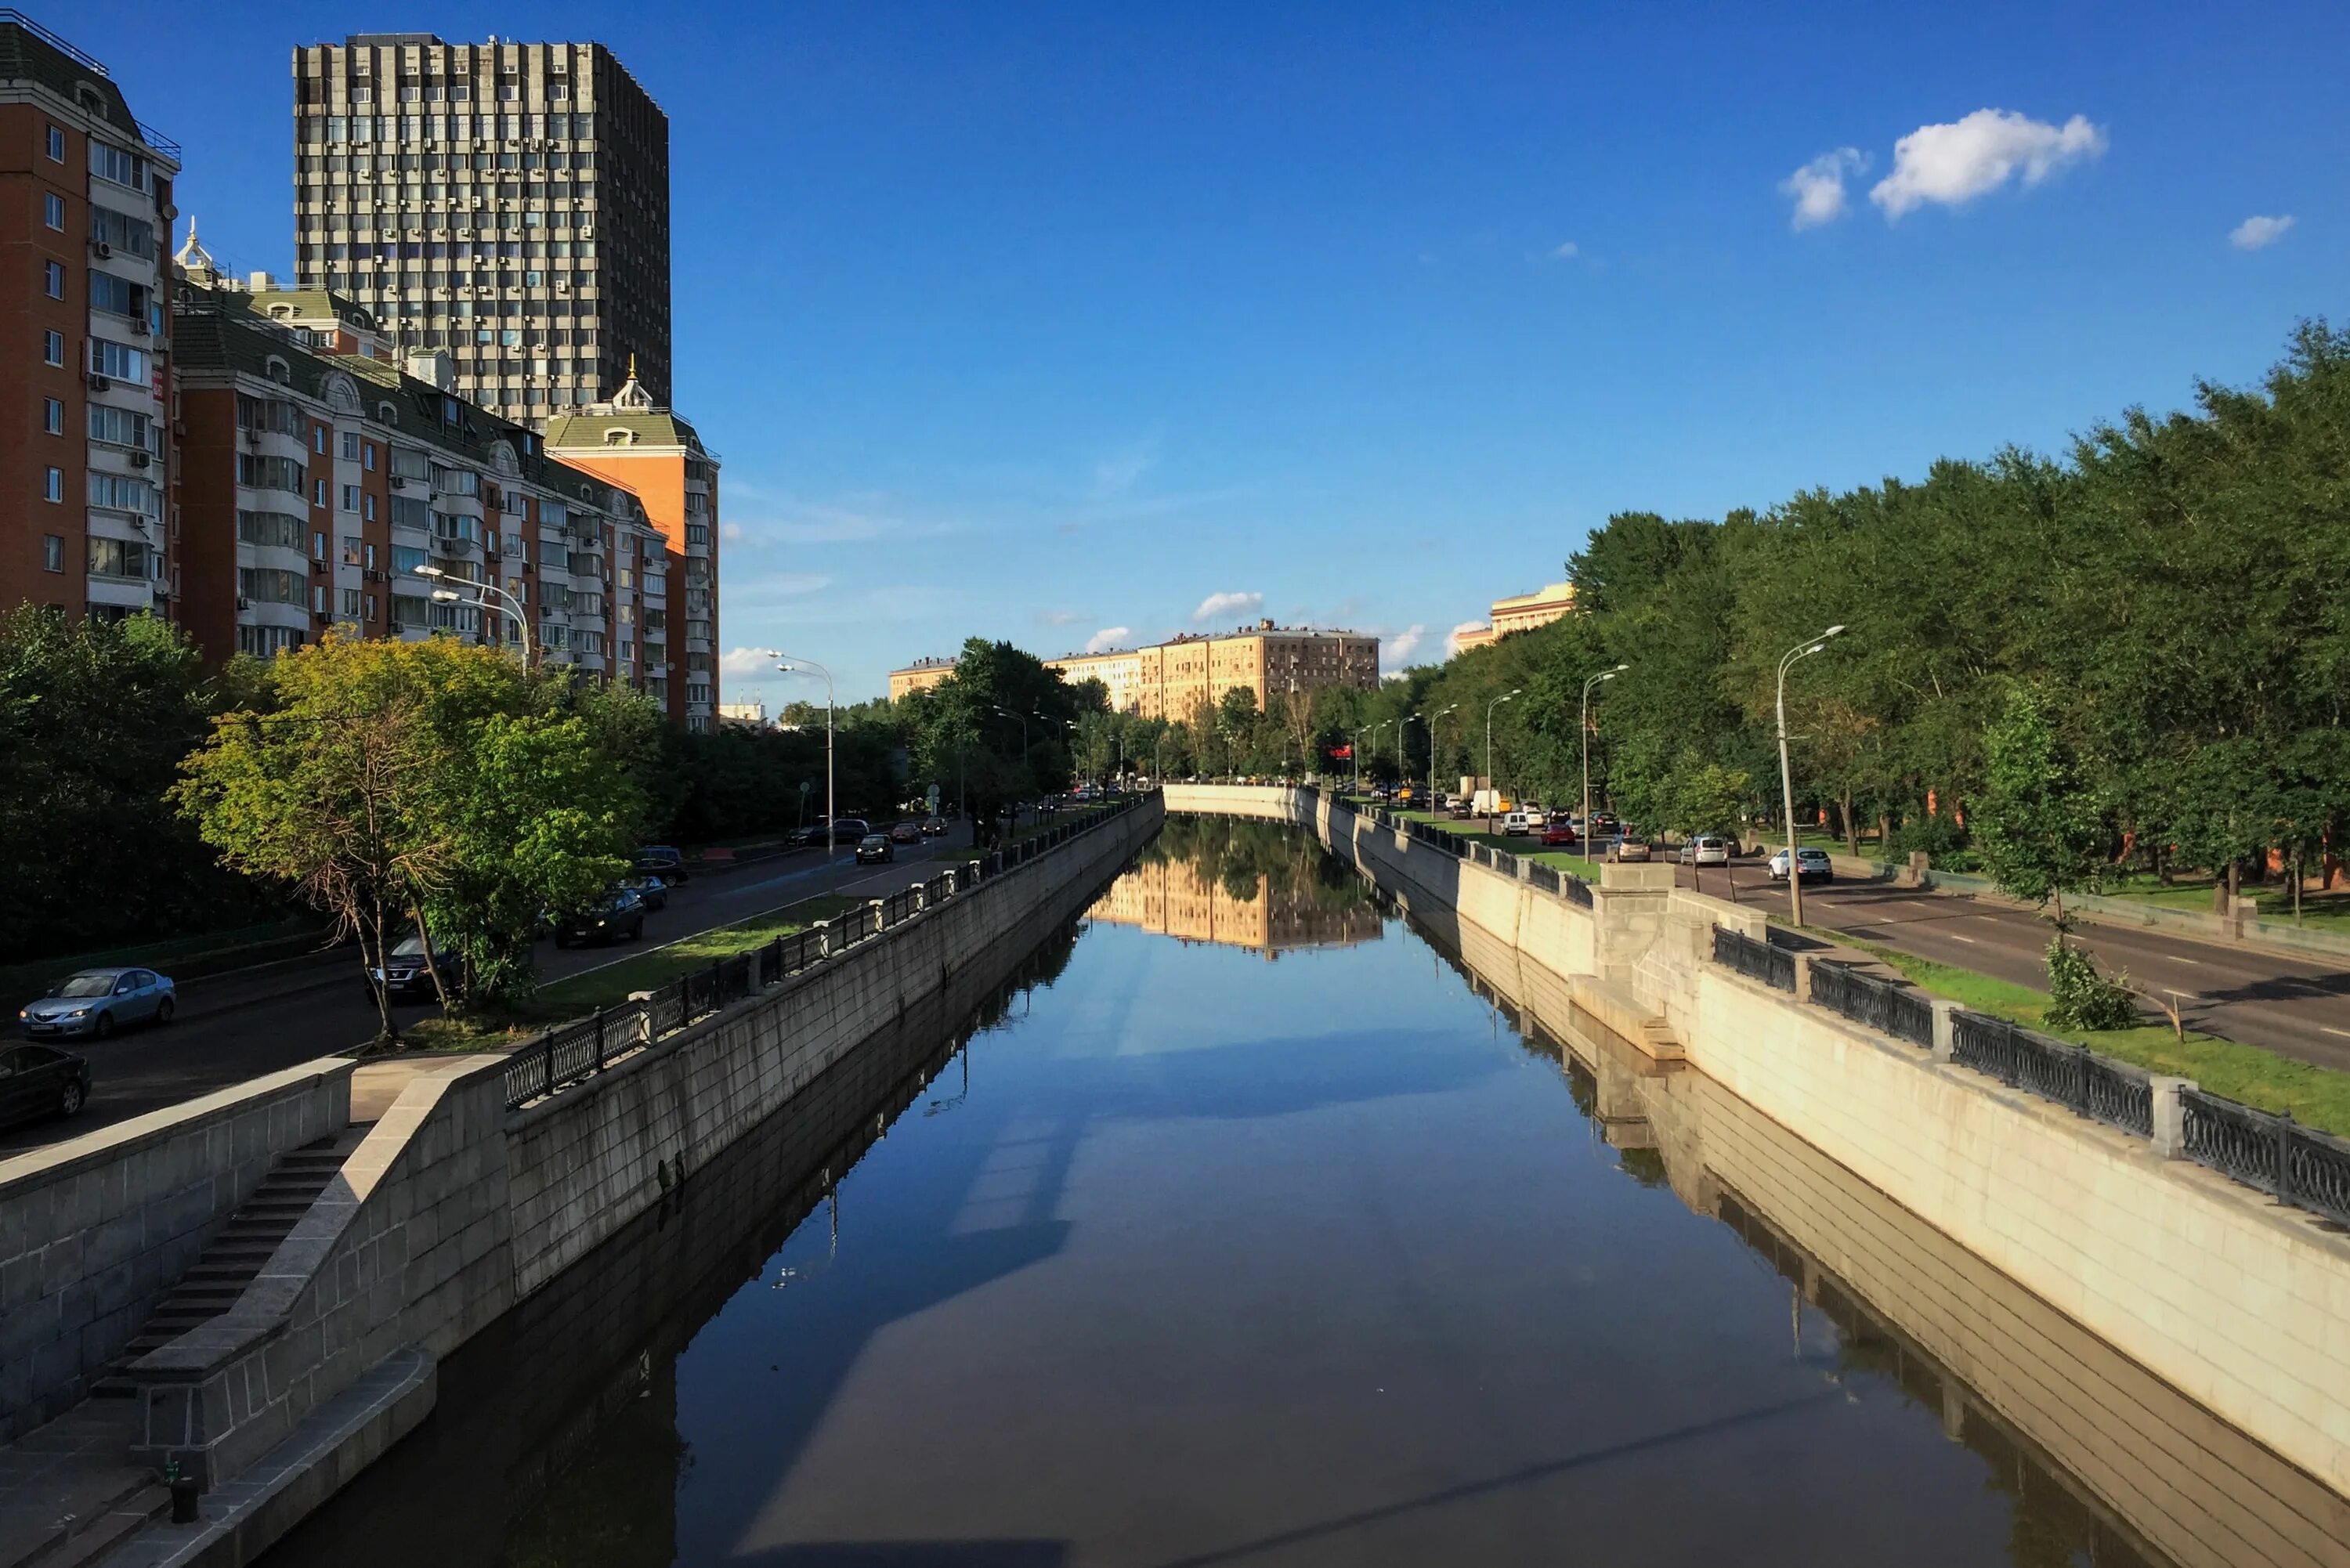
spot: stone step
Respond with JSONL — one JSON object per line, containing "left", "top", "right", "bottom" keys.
{"left": 13, "top": 1477, "right": 164, "bottom": 1568}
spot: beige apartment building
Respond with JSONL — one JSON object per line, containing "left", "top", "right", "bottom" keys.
{"left": 1047, "top": 620, "right": 1379, "bottom": 720}
{"left": 1088, "top": 858, "right": 1383, "bottom": 959}
{"left": 888, "top": 655, "right": 957, "bottom": 701}
{"left": 1452, "top": 579, "right": 1577, "bottom": 653}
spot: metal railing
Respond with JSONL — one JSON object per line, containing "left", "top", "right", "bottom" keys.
{"left": 2181, "top": 1089, "right": 2350, "bottom": 1227}
{"left": 1808, "top": 959, "right": 1935, "bottom": 1050}
{"left": 501, "top": 792, "right": 1149, "bottom": 1110}
{"left": 1712, "top": 924, "right": 1795, "bottom": 992}
{"left": 1949, "top": 1010, "right": 2153, "bottom": 1138}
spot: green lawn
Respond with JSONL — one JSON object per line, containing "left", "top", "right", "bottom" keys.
{"left": 1833, "top": 935, "right": 2350, "bottom": 1137}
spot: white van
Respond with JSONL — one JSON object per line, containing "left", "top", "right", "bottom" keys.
{"left": 1502, "top": 809, "right": 1537, "bottom": 836}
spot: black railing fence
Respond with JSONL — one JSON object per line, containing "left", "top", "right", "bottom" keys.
{"left": 1712, "top": 924, "right": 1796, "bottom": 992}
{"left": 501, "top": 792, "right": 1150, "bottom": 1111}
{"left": 2181, "top": 1089, "right": 2350, "bottom": 1228}
{"left": 1809, "top": 959, "right": 1935, "bottom": 1050}
{"left": 1950, "top": 1010, "right": 2153, "bottom": 1138}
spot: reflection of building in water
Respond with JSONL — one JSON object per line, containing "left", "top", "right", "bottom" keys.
{"left": 1090, "top": 859, "right": 1382, "bottom": 959}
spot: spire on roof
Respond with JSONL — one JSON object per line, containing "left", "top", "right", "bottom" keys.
{"left": 611, "top": 355, "right": 655, "bottom": 410}
{"left": 175, "top": 218, "right": 219, "bottom": 282}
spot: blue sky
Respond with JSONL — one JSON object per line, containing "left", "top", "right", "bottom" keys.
{"left": 106, "top": 1, "right": 2347, "bottom": 702}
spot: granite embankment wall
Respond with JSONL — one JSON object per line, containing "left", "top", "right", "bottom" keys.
{"left": 0, "top": 1060, "right": 354, "bottom": 1443}
{"left": 1164, "top": 783, "right": 2350, "bottom": 1503}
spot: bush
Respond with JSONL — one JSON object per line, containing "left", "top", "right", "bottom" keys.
{"left": 2044, "top": 938, "right": 2138, "bottom": 1031}
{"left": 1887, "top": 813, "right": 1980, "bottom": 872}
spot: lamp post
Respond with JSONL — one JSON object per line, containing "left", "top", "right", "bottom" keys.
{"left": 1776, "top": 626, "right": 1846, "bottom": 926}
{"left": 1484, "top": 689, "right": 1520, "bottom": 831}
{"left": 418, "top": 565, "right": 533, "bottom": 661}
{"left": 770, "top": 652, "right": 836, "bottom": 894}
{"left": 1365, "top": 719, "right": 1392, "bottom": 796}
{"left": 1581, "top": 666, "right": 1627, "bottom": 863}
{"left": 1426, "top": 704, "right": 1456, "bottom": 810}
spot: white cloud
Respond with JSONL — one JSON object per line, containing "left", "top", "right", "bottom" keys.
{"left": 1552, "top": 240, "right": 1579, "bottom": 259}
{"left": 1083, "top": 627, "right": 1132, "bottom": 654}
{"left": 1036, "top": 608, "right": 1085, "bottom": 627}
{"left": 1780, "top": 148, "right": 1865, "bottom": 229}
{"left": 1381, "top": 625, "right": 1427, "bottom": 669}
{"left": 1444, "top": 620, "right": 1491, "bottom": 659}
{"left": 719, "top": 646, "right": 776, "bottom": 676}
{"left": 1192, "top": 590, "right": 1264, "bottom": 623}
{"left": 1869, "top": 109, "right": 2105, "bottom": 219}
{"left": 2230, "top": 214, "right": 2295, "bottom": 250}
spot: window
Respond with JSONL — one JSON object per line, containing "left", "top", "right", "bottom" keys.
{"left": 236, "top": 454, "right": 306, "bottom": 494}
{"left": 87, "top": 405, "right": 152, "bottom": 450}
{"left": 43, "top": 468, "right": 63, "bottom": 503}
{"left": 364, "top": 544, "right": 377, "bottom": 569}
{"left": 89, "top": 143, "right": 152, "bottom": 193}
{"left": 89, "top": 271, "right": 148, "bottom": 319}
{"left": 43, "top": 193, "right": 63, "bottom": 229}
{"left": 43, "top": 399, "right": 63, "bottom": 435}
{"left": 313, "top": 584, "right": 329, "bottom": 614}
{"left": 42, "top": 535, "right": 63, "bottom": 572}
{"left": 341, "top": 483, "right": 360, "bottom": 513}
{"left": 86, "top": 537, "right": 150, "bottom": 580}
{"left": 503, "top": 532, "right": 526, "bottom": 562}
{"left": 363, "top": 442, "right": 378, "bottom": 471}
{"left": 341, "top": 587, "right": 364, "bottom": 616}
{"left": 89, "top": 339, "right": 146, "bottom": 382}
{"left": 236, "top": 510, "right": 304, "bottom": 548}
{"left": 239, "top": 568, "right": 303, "bottom": 605}
{"left": 363, "top": 494, "right": 378, "bottom": 522}
{"left": 43, "top": 331, "right": 63, "bottom": 367}
{"left": 313, "top": 425, "right": 327, "bottom": 454}
{"left": 42, "top": 259, "right": 63, "bottom": 299}
{"left": 87, "top": 471, "right": 159, "bottom": 517}
{"left": 392, "top": 545, "right": 431, "bottom": 576}
{"left": 314, "top": 478, "right": 328, "bottom": 508}
{"left": 237, "top": 626, "right": 306, "bottom": 657}
{"left": 342, "top": 537, "right": 363, "bottom": 565}
{"left": 341, "top": 431, "right": 360, "bottom": 461}
{"left": 45, "top": 125, "right": 63, "bottom": 161}
{"left": 313, "top": 531, "right": 327, "bottom": 562}
{"left": 365, "top": 593, "right": 378, "bottom": 620}
{"left": 89, "top": 208, "right": 154, "bottom": 258}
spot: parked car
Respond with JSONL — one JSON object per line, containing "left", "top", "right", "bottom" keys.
{"left": 367, "top": 933, "right": 470, "bottom": 1003}
{"left": 634, "top": 845, "right": 688, "bottom": 883}
{"left": 617, "top": 873, "right": 671, "bottom": 911}
{"left": 552, "top": 890, "right": 646, "bottom": 948}
{"left": 829, "top": 818, "right": 873, "bottom": 845}
{"left": 1590, "top": 813, "right": 1622, "bottom": 838}
{"left": 1679, "top": 835, "right": 1731, "bottom": 866}
{"left": 889, "top": 819, "right": 923, "bottom": 844}
{"left": 19, "top": 968, "right": 175, "bottom": 1039}
{"left": 855, "top": 833, "right": 895, "bottom": 865}
{"left": 1540, "top": 819, "right": 1578, "bottom": 847}
{"left": 1768, "top": 847, "right": 1835, "bottom": 883}
{"left": 1612, "top": 836, "right": 1654, "bottom": 862}
{"left": 922, "top": 816, "right": 949, "bottom": 837}
{"left": 1502, "top": 809, "right": 1538, "bottom": 836}
{"left": 0, "top": 1044, "right": 90, "bottom": 1127}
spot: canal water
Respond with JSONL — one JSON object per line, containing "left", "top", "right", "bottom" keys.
{"left": 266, "top": 818, "right": 2225, "bottom": 1566}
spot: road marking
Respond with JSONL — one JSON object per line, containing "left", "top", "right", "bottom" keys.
{"left": 2165, "top": 956, "right": 2200, "bottom": 966}
{"left": 2325, "top": 1028, "right": 2350, "bottom": 1041}
{"left": 1945, "top": 934, "right": 1977, "bottom": 945}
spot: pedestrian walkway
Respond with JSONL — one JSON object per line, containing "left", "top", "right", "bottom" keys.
{"left": 0, "top": 1403, "right": 161, "bottom": 1568}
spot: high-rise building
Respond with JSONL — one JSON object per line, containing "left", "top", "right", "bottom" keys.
{"left": 169, "top": 243, "right": 668, "bottom": 689}
{"left": 289, "top": 34, "right": 671, "bottom": 425}
{"left": 1, "top": 13, "right": 179, "bottom": 624}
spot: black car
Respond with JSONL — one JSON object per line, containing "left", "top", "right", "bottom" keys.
{"left": 634, "top": 845, "right": 688, "bottom": 883}
{"left": 0, "top": 1043, "right": 90, "bottom": 1129}
{"left": 855, "top": 833, "right": 895, "bottom": 865}
{"left": 829, "top": 818, "right": 873, "bottom": 845}
{"left": 552, "top": 889, "right": 647, "bottom": 948}
{"left": 617, "top": 873, "right": 671, "bottom": 911}
{"left": 367, "top": 931, "right": 470, "bottom": 1004}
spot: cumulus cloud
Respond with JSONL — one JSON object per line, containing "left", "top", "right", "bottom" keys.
{"left": 2230, "top": 214, "right": 2295, "bottom": 250}
{"left": 1444, "top": 620, "right": 1491, "bottom": 659}
{"left": 1083, "top": 627, "right": 1132, "bottom": 654}
{"left": 719, "top": 647, "right": 776, "bottom": 676}
{"left": 1781, "top": 148, "right": 1866, "bottom": 229}
{"left": 1192, "top": 590, "right": 1264, "bottom": 623}
{"left": 1381, "top": 625, "right": 1426, "bottom": 669}
{"left": 1869, "top": 109, "right": 2105, "bottom": 219}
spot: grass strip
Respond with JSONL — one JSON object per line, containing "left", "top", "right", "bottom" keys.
{"left": 1831, "top": 934, "right": 2350, "bottom": 1137}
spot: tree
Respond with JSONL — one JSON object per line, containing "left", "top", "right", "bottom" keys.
{"left": 1974, "top": 686, "right": 2110, "bottom": 929}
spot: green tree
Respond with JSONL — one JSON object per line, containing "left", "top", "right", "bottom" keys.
{"left": 1974, "top": 687, "right": 2110, "bottom": 930}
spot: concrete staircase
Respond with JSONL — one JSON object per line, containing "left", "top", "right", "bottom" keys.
{"left": 92, "top": 1130, "right": 363, "bottom": 1396}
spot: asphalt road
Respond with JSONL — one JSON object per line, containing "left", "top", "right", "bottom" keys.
{"left": 1586, "top": 847, "right": 2350, "bottom": 1074}
{"left": 1, "top": 833, "right": 990, "bottom": 1157}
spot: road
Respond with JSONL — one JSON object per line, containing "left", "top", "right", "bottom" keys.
{"left": 1586, "top": 847, "right": 2350, "bottom": 1073}
{"left": 1, "top": 834, "right": 988, "bottom": 1157}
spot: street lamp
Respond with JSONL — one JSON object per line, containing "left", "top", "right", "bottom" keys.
{"left": 417, "top": 565, "right": 533, "bottom": 661}
{"left": 1365, "top": 719, "right": 1392, "bottom": 796}
{"left": 1582, "top": 666, "right": 1628, "bottom": 863}
{"left": 1484, "top": 690, "right": 1520, "bottom": 831}
{"left": 1426, "top": 704, "right": 1456, "bottom": 810}
{"left": 768, "top": 652, "right": 836, "bottom": 895}
{"left": 1776, "top": 625, "right": 1846, "bottom": 926}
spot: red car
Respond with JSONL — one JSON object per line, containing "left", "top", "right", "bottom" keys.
{"left": 1540, "top": 818, "right": 1578, "bottom": 847}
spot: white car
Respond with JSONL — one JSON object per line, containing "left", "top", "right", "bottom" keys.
{"left": 1678, "top": 834, "right": 1730, "bottom": 866}
{"left": 1768, "top": 847, "right": 1835, "bottom": 883}
{"left": 1502, "top": 809, "right": 1538, "bottom": 836}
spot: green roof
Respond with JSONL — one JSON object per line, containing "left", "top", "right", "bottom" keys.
{"left": 542, "top": 408, "right": 708, "bottom": 456}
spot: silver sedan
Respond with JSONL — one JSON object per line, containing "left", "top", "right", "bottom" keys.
{"left": 18, "top": 967, "right": 177, "bottom": 1039}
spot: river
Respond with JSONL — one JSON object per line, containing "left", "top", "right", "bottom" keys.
{"left": 262, "top": 816, "right": 2310, "bottom": 1566}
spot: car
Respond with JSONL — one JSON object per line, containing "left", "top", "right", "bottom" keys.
{"left": 1769, "top": 847, "right": 1835, "bottom": 883}
{"left": 889, "top": 820, "right": 923, "bottom": 844}
{"left": 634, "top": 845, "right": 688, "bottom": 884}
{"left": 1590, "top": 813, "right": 1622, "bottom": 838}
{"left": 1540, "top": 819, "right": 1578, "bottom": 847}
{"left": 1612, "top": 836, "right": 1654, "bottom": 862}
{"left": 829, "top": 818, "right": 873, "bottom": 846}
{"left": 1679, "top": 834, "right": 1731, "bottom": 866}
{"left": 0, "top": 1044, "right": 91, "bottom": 1128}
{"left": 855, "top": 833, "right": 895, "bottom": 864}
{"left": 1449, "top": 800, "right": 1476, "bottom": 819}
{"left": 617, "top": 873, "right": 671, "bottom": 911}
{"left": 552, "top": 890, "right": 646, "bottom": 948}
{"left": 922, "top": 816, "right": 948, "bottom": 837}
{"left": 19, "top": 968, "right": 175, "bottom": 1039}
{"left": 1502, "top": 809, "right": 1538, "bottom": 836}
{"left": 367, "top": 933, "right": 470, "bottom": 1003}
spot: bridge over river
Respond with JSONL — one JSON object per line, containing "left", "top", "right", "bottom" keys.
{"left": 252, "top": 812, "right": 2349, "bottom": 1568}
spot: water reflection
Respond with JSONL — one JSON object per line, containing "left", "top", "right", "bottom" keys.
{"left": 260, "top": 824, "right": 2348, "bottom": 1568}
{"left": 1087, "top": 815, "right": 1383, "bottom": 959}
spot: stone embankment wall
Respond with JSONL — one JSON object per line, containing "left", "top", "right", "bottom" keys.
{"left": 1164, "top": 783, "right": 2350, "bottom": 1502}
{"left": 0, "top": 1060, "right": 354, "bottom": 1442}
{"left": 121, "top": 796, "right": 1160, "bottom": 1509}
